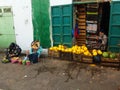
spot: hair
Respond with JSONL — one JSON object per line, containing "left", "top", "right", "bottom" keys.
{"left": 31, "top": 40, "right": 40, "bottom": 49}
{"left": 100, "top": 29, "right": 104, "bottom": 33}
{"left": 9, "top": 42, "right": 16, "bottom": 50}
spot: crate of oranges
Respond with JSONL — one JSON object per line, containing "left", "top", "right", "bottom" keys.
{"left": 80, "top": 48, "right": 103, "bottom": 64}
{"left": 48, "top": 46, "right": 60, "bottom": 59}
{"left": 71, "top": 45, "right": 92, "bottom": 63}
{"left": 57, "top": 46, "right": 72, "bottom": 60}
{"left": 48, "top": 45, "right": 67, "bottom": 59}
{"left": 81, "top": 49, "right": 103, "bottom": 64}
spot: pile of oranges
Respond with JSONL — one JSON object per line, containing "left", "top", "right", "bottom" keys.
{"left": 49, "top": 45, "right": 102, "bottom": 57}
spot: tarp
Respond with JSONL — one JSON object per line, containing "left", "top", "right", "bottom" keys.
{"left": 32, "top": 0, "right": 51, "bottom": 48}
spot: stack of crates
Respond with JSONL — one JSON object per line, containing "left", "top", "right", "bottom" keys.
{"left": 76, "top": 4, "right": 86, "bottom": 46}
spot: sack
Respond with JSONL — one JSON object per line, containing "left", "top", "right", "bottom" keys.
{"left": 93, "top": 55, "right": 101, "bottom": 64}
{"left": 6, "top": 42, "right": 22, "bottom": 59}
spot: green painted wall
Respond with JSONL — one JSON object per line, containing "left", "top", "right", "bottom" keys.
{"left": 32, "top": 0, "right": 51, "bottom": 48}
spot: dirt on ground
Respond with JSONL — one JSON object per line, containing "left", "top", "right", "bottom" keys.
{"left": 0, "top": 52, "right": 120, "bottom": 90}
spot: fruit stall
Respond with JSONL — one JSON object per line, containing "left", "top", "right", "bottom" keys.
{"left": 48, "top": 44, "right": 120, "bottom": 69}
{"left": 51, "top": 0, "right": 120, "bottom": 53}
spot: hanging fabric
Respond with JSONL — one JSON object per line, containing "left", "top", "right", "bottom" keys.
{"left": 74, "top": 23, "right": 80, "bottom": 39}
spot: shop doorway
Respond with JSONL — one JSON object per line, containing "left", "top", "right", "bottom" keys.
{"left": 99, "top": 2, "right": 110, "bottom": 36}
{"left": 73, "top": 1, "right": 110, "bottom": 50}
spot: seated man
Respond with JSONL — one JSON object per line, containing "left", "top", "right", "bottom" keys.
{"left": 96, "top": 29, "right": 107, "bottom": 50}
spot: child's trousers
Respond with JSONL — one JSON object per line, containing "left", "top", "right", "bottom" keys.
{"left": 28, "top": 53, "right": 38, "bottom": 63}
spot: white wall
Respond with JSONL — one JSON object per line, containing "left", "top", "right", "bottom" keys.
{"left": 50, "top": 0, "right": 72, "bottom": 6}
{"left": 0, "top": 0, "right": 33, "bottom": 51}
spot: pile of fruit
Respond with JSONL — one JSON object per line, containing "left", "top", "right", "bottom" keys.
{"left": 49, "top": 45, "right": 103, "bottom": 57}
{"left": 1, "top": 56, "right": 31, "bottom": 65}
{"left": 11, "top": 57, "right": 31, "bottom": 65}
{"left": 1, "top": 58, "right": 9, "bottom": 63}
{"left": 102, "top": 52, "right": 117, "bottom": 59}
{"left": 49, "top": 45, "right": 66, "bottom": 52}
{"left": 49, "top": 44, "right": 118, "bottom": 59}
{"left": 92, "top": 49, "right": 102, "bottom": 56}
